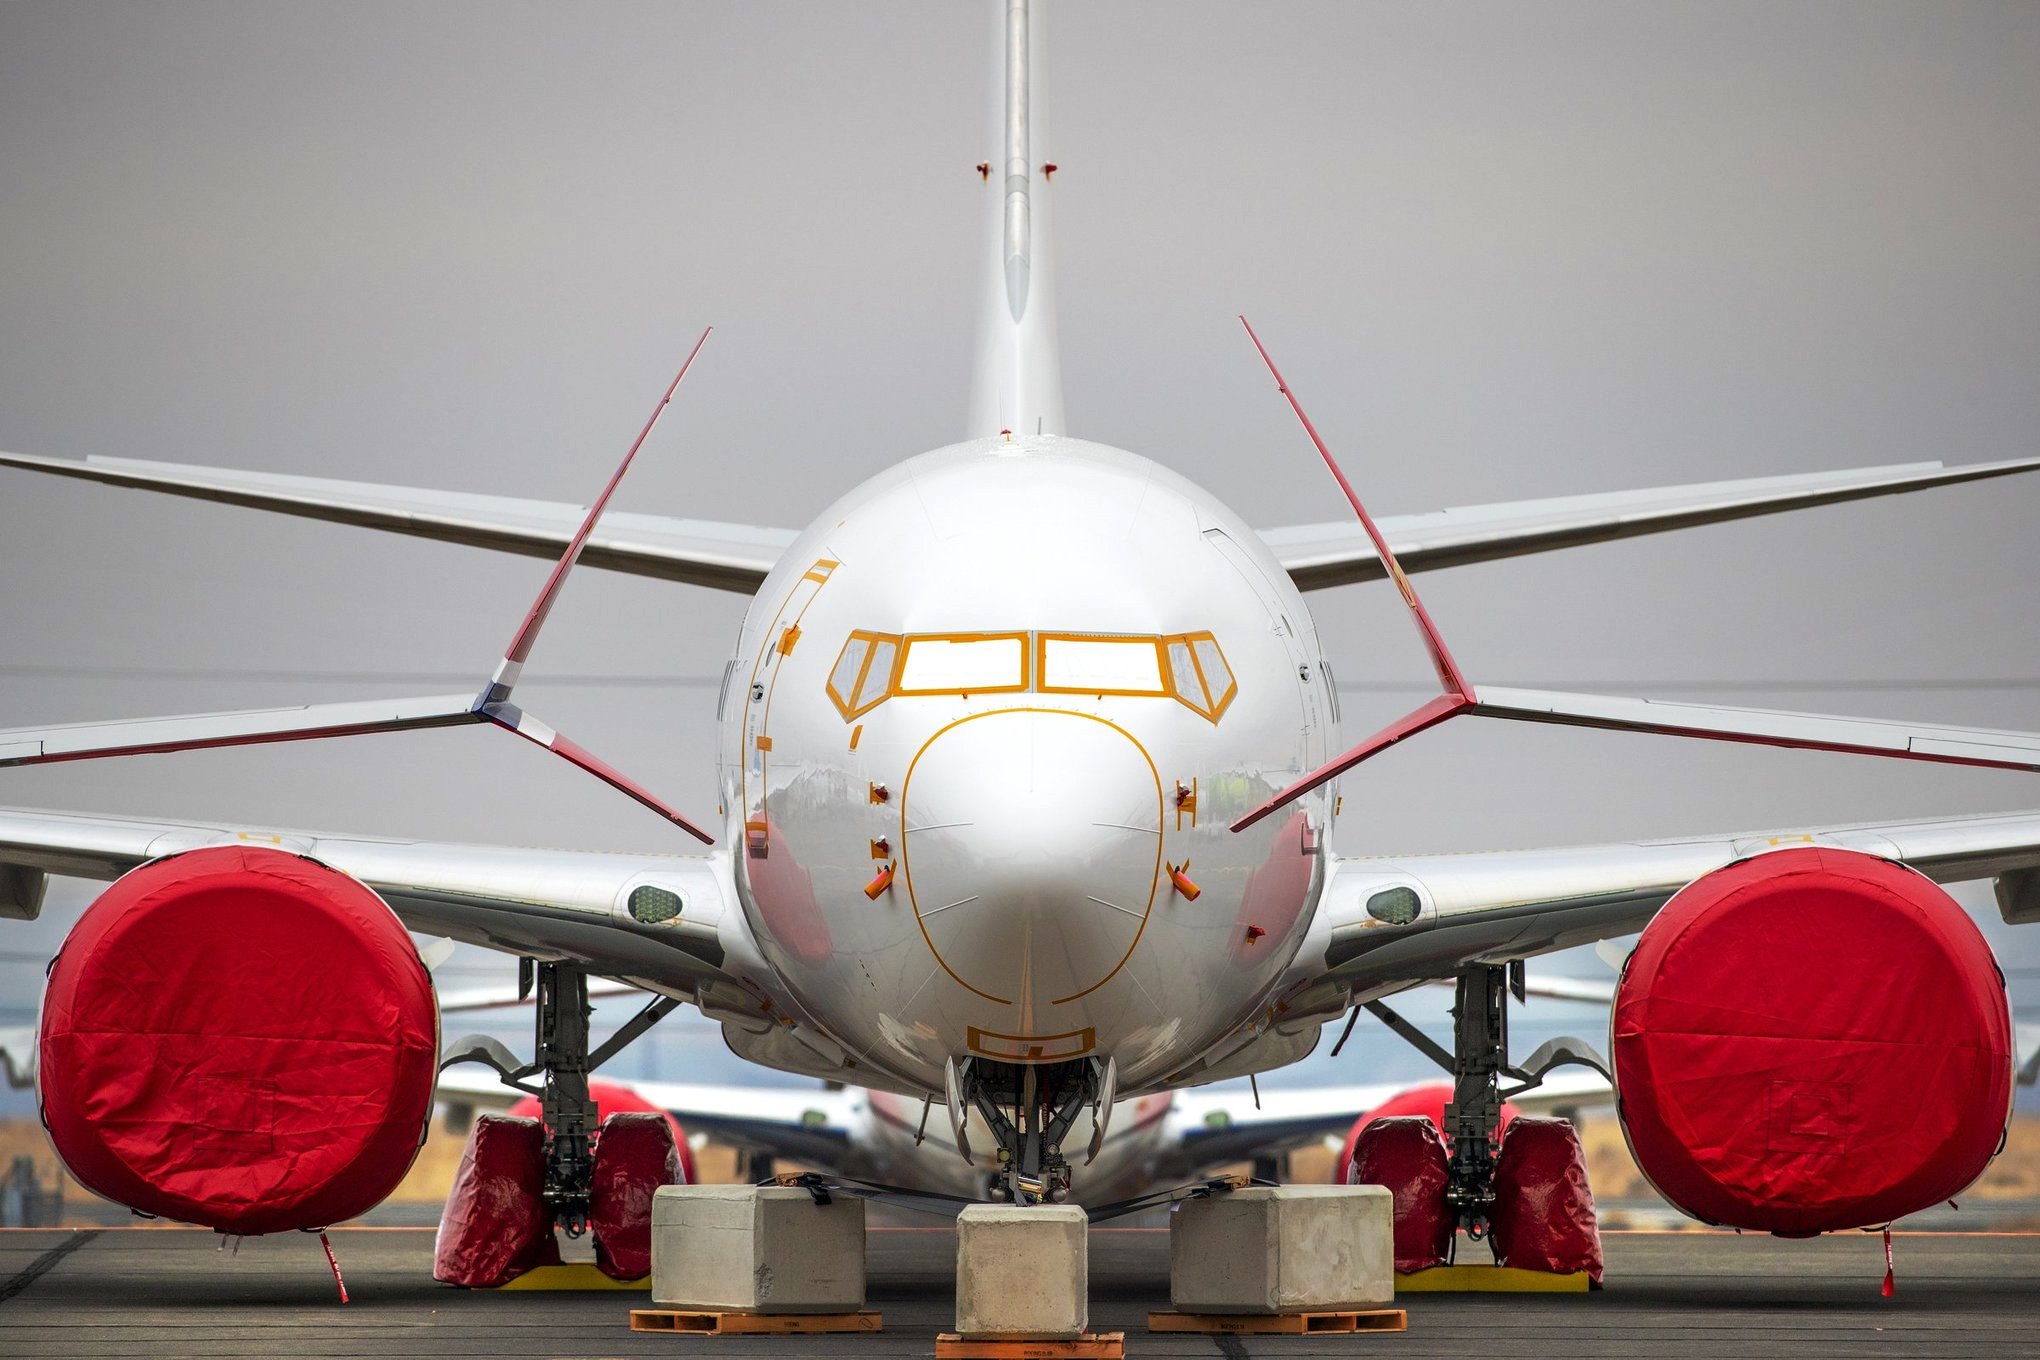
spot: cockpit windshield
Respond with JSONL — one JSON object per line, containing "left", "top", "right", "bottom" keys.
{"left": 896, "top": 634, "right": 1030, "bottom": 694}
{"left": 1038, "top": 635, "right": 1168, "bottom": 695}
{"left": 825, "top": 630, "right": 1235, "bottom": 723}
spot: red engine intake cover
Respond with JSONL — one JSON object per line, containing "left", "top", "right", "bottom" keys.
{"left": 39, "top": 845, "right": 437, "bottom": 1235}
{"left": 1614, "top": 846, "right": 2011, "bottom": 1236}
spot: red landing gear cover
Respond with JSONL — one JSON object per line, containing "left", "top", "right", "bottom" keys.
{"left": 1348, "top": 1115, "right": 1455, "bottom": 1274}
{"left": 510, "top": 1078, "right": 698, "bottom": 1185}
{"left": 434, "top": 1114, "right": 563, "bottom": 1287}
{"left": 1613, "top": 847, "right": 2013, "bottom": 1236}
{"left": 590, "top": 1110, "right": 684, "bottom": 1280}
{"left": 38, "top": 845, "right": 437, "bottom": 1236}
{"left": 1489, "top": 1116, "right": 1603, "bottom": 1283}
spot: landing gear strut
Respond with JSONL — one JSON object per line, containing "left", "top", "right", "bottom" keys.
{"left": 1363, "top": 962, "right": 1611, "bottom": 1241}
{"left": 958, "top": 1058, "right": 1100, "bottom": 1204}
{"left": 441, "top": 960, "right": 680, "bottom": 1237}
{"left": 532, "top": 965, "right": 597, "bottom": 1235}
{"left": 1441, "top": 965, "right": 1509, "bottom": 1240}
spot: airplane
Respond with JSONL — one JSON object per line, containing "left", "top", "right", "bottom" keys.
{"left": 4, "top": 0, "right": 2040, "bottom": 1268}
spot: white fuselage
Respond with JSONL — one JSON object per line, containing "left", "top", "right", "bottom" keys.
{"left": 716, "top": 434, "right": 1339, "bottom": 1100}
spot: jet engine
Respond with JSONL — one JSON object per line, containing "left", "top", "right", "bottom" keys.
{"left": 38, "top": 845, "right": 437, "bottom": 1235}
{"left": 1613, "top": 846, "right": 2011, "bottom": 1236}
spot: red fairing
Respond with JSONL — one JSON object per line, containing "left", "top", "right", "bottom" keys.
{"left": 1333, "top": 1082, "right": 1520, "bottom": 1179}
{"left": 38, "top": 846, "right": 437, "bottom": 1235}
{"left": 433, "top": 1114, "right": 562, "bottom": 1287}
{"left": 1347, "top": 1116, "right": 1454, "bottom": 1274}
{"left": 1488, "top": 1117, "right": 1603, "bottom": 1282}
{"left": 589, "top": 1111, "right": 684, "bottom": 1280}
{"left": 1614, "top": 847, "right": 2013, "bottom": 1236}
{"left": 508, "top": 1078, "right": 697, "bottom": 1185}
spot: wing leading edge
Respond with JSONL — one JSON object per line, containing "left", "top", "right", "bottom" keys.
{"left": 1308, "top": 807, "right": 2040, "bottom": 993}
{"left": 0, "top": 451, "right": 795, "bottom": 593}
{"left": 1263, "top": 455, "right": 2040, "bottom": 591}
{"left": 0, "top": 804, "right": 738, "bottom": 993}
{"left": 9, "top": 452, "right": 2032, "bottom": 600}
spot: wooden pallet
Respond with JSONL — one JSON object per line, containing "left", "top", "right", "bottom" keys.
{"left": 935, "top": 1331, "right": 1125, "bottom": 1359}
{"left": 630, "top": 1308, "right": 884, "bottom": 1335}
{"left": 1148, "top": 1309, "right": 1407, "bottom": 1335}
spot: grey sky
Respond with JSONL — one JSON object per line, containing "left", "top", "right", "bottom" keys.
{"left": 2, "top": 2, "right": 2038, "bottom": 1098}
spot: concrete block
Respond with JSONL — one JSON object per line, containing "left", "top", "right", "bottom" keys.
{"left": 1169, "top": 1185, "right": 1393, "bottom": 1313}
{"left": 650, "top": 1184, "right": 865, "bottom": 1313}
{"left": 954, "top": 1204, "right": 1089, "bottom": 1337}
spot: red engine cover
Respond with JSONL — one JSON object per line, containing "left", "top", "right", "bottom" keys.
{"left": 1614, "top": 847, "right": 2012, "bottom": 1236}
{"left": 39, "top": 845, "right": 438, "bottom": 1235}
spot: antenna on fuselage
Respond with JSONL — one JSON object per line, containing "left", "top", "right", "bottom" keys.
{"left": 965, "top": 0, "right": 1067, "bottom": 440}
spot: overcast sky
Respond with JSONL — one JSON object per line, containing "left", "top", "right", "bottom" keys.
{"left": 3, "top": 2, "right": 2038, "bottom": 1100}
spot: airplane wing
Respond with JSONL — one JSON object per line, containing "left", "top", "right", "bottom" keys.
{"left": 0, "top": 451, "right": 796, "bottom": 593}
{"left": 0, "top": 805, "right": 747, "bottom": 1003}
{"left": 1259, "top": 456, "right": 2040, "bottom": 590}
{"left": 1308, "top": 808, "right": 2040, "bottom": 992}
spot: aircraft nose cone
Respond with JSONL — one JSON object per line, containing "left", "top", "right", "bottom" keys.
{"left": 900, "top": 710, "right": 1163, "bottom": 1022}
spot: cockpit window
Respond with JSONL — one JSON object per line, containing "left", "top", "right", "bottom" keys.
{"left": 826, "top": 630, "right": 900, "bottom": 719}
{"left": 1165, "top": 632, "right": 1238, "bottom": 721}
{"left": 1037, "top": 635, "right": 1169, "bottom": 695}
{"left": 895, "top": 634, "right": 1029, "bottom": 694}
{"left": 828, "top": 629, "right": 1235, "bottom": 723}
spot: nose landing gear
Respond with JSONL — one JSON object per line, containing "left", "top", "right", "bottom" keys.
{"left": 955, "top": 1058, "right": 1101, "bottom": 1204}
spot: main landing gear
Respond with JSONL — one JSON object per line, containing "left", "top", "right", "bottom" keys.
{"left": 1366, "top": 962, "right": 1609, "bottom": 1239}
{"left": 442, "top": 960, "right": 678, "bottom": 1234}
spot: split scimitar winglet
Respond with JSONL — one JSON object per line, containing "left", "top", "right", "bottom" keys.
{"left": 0, "top": 329, "right": 720, "bottom": 844}
{"left": 473, "top": 327, "right": 718, "bottom": 843}
{"left": 1229, "top": 318, "right": 1478, "bottom": 833}
{"left": 1228, "top": 317, "right": 2040, "bottom": 835}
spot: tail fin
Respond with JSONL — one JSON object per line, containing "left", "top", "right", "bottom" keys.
{"left": 966, "top": 0, "right": 1066, "bottom": 439}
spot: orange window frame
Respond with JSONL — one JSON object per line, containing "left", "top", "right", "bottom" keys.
{"left": 892, "top": 632, "right": 1033, "bottom": 697}
{"left": 826, "top": 629, "right": 902, "bottom": 721}
{"left": 1034, "top": 632, "right": 1172, "bottom": 698}
{"left": 1163, "top": 631, "right": 1238, "bottom": 723}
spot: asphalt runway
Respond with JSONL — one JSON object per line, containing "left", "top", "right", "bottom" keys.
{"left": 5, "top": 1226, "right": 2040, "bottom": 1359}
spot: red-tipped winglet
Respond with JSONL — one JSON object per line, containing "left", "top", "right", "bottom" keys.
{"left": 0, "top": 333, "right": 718, "bottom": 843}
{"left": 484, "top": 328, "right": 713, "bottom": 706}
{"left": 1231, "top": 319, "right": 1477, "bottom": 833}
{"left": 474, "top": 329, "right": 718, "bottom": 844}
{"left": 477, "top": 705, "right": 714, "bottom": 843}
{"left": 1228, "top": 318, "right": 2040, "bottom": 833}
{"left": 1237, "top": 318, "right": 1471, "bottom": 700}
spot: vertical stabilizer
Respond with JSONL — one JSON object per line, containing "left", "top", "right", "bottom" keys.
{"left": 967, "top": 0, "right": 1067, "bottom": 439}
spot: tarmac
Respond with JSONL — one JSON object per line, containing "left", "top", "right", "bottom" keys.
{"left": 6, "top": 1225, "right": 2040, "bottom": 1359}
